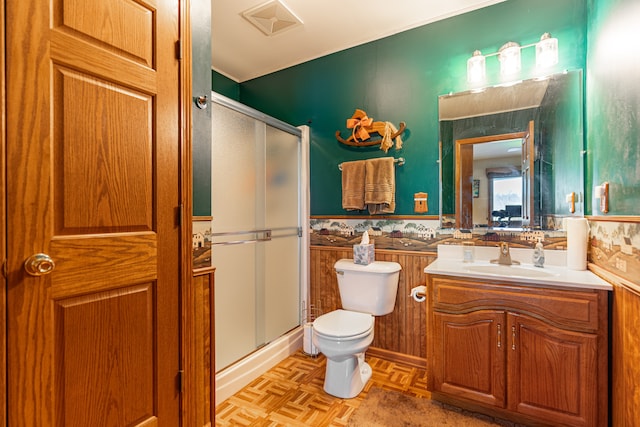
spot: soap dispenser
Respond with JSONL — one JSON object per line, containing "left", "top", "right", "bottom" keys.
{"left": 533, "top": 238, "right": 545, "bottom": 268}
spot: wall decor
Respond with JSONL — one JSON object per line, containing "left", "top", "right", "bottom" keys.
{"left": 193, "top": 217, "right": 212, "bottom": 270}
{"left": 335, "top": 108, "right": 405, "bottom": 153}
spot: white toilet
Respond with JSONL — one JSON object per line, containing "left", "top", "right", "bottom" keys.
{"left": 312, "top": 259, "right": 401, "bottom": 398}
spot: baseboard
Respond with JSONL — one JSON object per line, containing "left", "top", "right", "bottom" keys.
{"left": 215, "top": 327, "right": 303, "bottom": 406}
{"left": 367, "top": 347, "right": 427, "bottom": 369}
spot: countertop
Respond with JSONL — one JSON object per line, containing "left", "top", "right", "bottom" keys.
{"left": 424, "top": 244, "right": 613, "bottom": 291}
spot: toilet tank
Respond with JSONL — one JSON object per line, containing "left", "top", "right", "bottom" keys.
{"left": 334, "top": 259, "right": 401, "bottom": 315}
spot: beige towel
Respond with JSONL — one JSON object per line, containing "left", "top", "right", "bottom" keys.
{"left": 341, "top": 160, "right": 366, "bottom": 210}
{"left": 380, "top": 122, "right": 403, "bottom": 153}
{"left": 364, "top": 157, "right": 395, "bottom": 214}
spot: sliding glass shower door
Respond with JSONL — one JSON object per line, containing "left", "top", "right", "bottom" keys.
{"left": 211, "top": 95, "right": 303, "bottom": 371}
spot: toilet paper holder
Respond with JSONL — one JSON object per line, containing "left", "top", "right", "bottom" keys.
{"left": 409, "top": 285, "right": 427, "bottom": 303}
{"left": 302, "top": 303, "right": 322, "bottom": 357}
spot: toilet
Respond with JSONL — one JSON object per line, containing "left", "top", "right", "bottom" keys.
{"left": 312, "top": 259, "right": 401, "bottom": 398}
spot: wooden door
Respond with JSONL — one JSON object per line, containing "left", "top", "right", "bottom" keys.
{"left": 507, "top": 313, "right": 598, "bottom": 426}
{"left": 6, "top": 0, "right": 182, "bottom": 425}
{"left": 521, "top": 120, "right": 535, "bottom": 226}
{"left": 432, "top": 310, "right": 506, "bottom": 408}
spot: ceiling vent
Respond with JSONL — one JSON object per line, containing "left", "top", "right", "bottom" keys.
{"left": 241, "top": 0, "right": 303, "bottom": 36}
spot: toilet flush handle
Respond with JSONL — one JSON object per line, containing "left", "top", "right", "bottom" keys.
{"left": 335, "top": 269, "right": 344, "bottom": 275}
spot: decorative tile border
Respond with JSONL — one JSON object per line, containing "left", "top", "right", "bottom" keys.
{"left": 193, "top": 218, "right": 213, "bottom": 270}
{"left": 309, "top": 218, "right": 567, "bottom": 251}
{"left": 588, "top": 220, "right": 640, "bottom": 286}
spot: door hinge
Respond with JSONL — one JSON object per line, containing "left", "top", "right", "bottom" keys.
{"left": 175, "top": 40, "right": 182, "bottom": 60}
{"left": 297, "top": 227, "right": 303, "bottom": 237}
{"left": 177, "top": 204, "right": 184, "bottom": 227}
{"left": 177, "top": 369, "right": 185, "bottom": 393}
{"left": 1, "top": 260, "right": 6, "bottom": 279}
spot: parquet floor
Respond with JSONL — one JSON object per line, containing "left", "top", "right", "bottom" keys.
{"left": 214, "top": 350, "right": 430, "bottom": 426}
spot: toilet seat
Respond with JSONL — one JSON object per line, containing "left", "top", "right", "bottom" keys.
{"left": 313, "top": 309, "right": 373, "bottom": 339}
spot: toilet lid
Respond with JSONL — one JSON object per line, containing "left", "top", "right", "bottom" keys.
{"left": 313, "top": 309, "right": 373, "bottom": 338}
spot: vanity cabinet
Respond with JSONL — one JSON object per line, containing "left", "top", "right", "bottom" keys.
{"left": 427, "top": 276, "right": 608, "bottom": 427}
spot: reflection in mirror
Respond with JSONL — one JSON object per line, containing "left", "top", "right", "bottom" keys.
{"left": 439, "top": 70, "right": 583, "bottom": 230}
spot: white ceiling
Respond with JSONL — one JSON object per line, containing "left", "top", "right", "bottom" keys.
{"left": 212, "top": 0, "right": 507, "bottom": 82}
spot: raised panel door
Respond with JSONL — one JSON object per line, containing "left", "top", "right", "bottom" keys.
{"left": 6, "top": 0, "right": 182, "bottom": 425}
{"left": 508, "top": 312, "right": 599, "bottom": 426}
{"left": 432, "top": 310, "right": 506, "bottom": 408}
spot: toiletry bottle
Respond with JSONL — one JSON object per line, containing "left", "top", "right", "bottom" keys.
{"left": 533, "top": 239, "right": 545, "bottom": 267}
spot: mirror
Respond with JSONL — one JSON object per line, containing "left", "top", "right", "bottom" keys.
{"left": 439, "top": 70, "right": 584, "bottom": 230}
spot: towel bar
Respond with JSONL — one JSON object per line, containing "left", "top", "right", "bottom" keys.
{"left": 338, "top": 157, "right": 405, "bottom": 171}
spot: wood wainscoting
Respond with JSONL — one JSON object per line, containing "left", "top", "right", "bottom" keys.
{"left": 611, "top": 279, "right": 640, "bottom": 426}
{"left": 193, "top": 267, "right": 215, "bottom": 427}
{"left": 310, "top": 246, "right": 436, "bottom": 367}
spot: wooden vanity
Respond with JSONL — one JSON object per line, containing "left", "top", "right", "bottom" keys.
{"left": 425, "top": 259, "right": 610, "bottom": 427}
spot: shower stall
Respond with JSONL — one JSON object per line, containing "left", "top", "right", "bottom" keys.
{"left": 209, "top": 93, "right": 309, "bottom": 402}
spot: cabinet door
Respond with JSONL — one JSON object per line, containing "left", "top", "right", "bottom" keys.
{"left": 433, "top": 310, "right": 506, "bottom": 408}
{"left": 508, "top": 313, "right": 599, "bottom": 426}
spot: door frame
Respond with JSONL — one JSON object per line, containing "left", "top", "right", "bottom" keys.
{"left": 1, "top": 0, "right": 7, "bottom": 423}
{"left": 178, "top": 0, "right": 199, "bottom": 424}
{"left": 455, "top": 131, "right": 527, "bottom": 229}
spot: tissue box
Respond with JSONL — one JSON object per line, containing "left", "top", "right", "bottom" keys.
{"left": 353, "top": 243, "right": 375, "bottom": 265}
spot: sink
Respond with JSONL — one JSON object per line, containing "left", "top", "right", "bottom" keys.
{"left": 464, "top": 264, "right": 558, "bottom": 278}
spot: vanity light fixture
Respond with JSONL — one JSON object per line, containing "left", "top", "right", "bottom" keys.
{"left": 466, "top": 33, "right": 559, "bottom": 84}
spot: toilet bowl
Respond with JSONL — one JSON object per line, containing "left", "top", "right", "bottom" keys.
{"left": 312, "top": 259, "right": 401, "bottom": 398}
{"left": 312, "top": 309, "right": 374, "bottom": 398}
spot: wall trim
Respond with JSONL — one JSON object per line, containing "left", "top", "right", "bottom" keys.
{"left": 312, "top": 214, "right": 439, "bottom": 220}
{"left": 587, "top": 215, "right": 640, "bottom": 223}
{"left": 589, "top": 262, "right": 640, "bottom": 295}
{"left": 367, "top": 347, "right": 427, "bottom": 369}
{"left": 310, "top": 245, "right": 437, "bottom": 257}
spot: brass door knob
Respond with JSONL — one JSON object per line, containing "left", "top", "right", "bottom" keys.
{"left": 24, "top": 253, "right": 56, "bottom": 276}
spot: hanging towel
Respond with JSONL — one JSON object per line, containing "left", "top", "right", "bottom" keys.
{"left": 341, "top": 160, "right": 366, "bottom": 210}
{"left": 364, "top": 157, "right": 396, "bottom": 214}
{"left": 380, "top": 122, "right": 403, "bottom": 153}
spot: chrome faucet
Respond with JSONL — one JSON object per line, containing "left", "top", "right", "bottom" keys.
{"left": 490, "top": 242, "right": 520, "bottom": 266}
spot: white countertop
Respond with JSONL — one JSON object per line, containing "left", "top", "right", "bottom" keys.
{"left": 424, "top": 244, "right": 613, "bottom": 291}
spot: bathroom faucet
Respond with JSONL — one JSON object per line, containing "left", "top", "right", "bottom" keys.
{"left": 490, "top": 242, "right": 520, "bottom": 266}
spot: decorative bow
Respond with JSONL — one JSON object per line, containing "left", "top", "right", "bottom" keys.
{"left": 346, "top": 114, "right": 374, "bottom": 142}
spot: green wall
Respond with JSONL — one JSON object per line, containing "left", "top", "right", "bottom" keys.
{"left": 586, "top": 0, "right": 640, "bottom": 215}
{"left": 541, "top": 71, "right": 584, "bottom": 216}
{"left": 236, "top": 0, "right": 587, "bottom": 216}
{"left": 212, "top": 70, "right": 240, "bottom": 101}
{"left": 192, "top": 0, "right": 212, "bottom": 216}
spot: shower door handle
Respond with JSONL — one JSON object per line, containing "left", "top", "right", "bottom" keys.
{"left": 210, "top": 229, "right": 272, "bottom": 246}
{"left": 210, "top": 227, "right": 300, "bottom": 246}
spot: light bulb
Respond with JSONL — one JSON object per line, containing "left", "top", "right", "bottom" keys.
{"left": 467, "top": 50, "right": 486, "bottom": 84}
{"left": 498, "top": 42, "right": 521, "bottom": 77}
{"left": 536, "top": 33, "right": 559, "bottom": 69}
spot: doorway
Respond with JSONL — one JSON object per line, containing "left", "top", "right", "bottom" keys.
{"left": 455, "top": 121, "right": 534, "bottom": 229}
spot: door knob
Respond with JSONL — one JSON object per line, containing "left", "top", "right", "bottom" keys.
{"left": 24, "top": 253, "right": 56, "bottom": 276}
